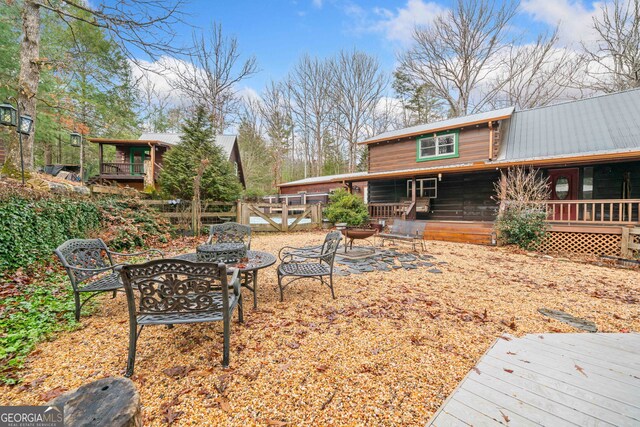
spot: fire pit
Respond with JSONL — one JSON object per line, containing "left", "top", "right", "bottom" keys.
{"left": 341, "top": 225, "right": 378, "bottom": 253}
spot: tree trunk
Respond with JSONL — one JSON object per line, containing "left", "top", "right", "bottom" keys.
{"left": 9, "top": 0, "right": 41, "bottom": 172}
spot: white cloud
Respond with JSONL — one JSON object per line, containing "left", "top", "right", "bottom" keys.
{"left": 521, "top": 0, "right": 603, "bottom": 46}
{"left": 312, "top": 0, "right": 323, "bottom": 8}
{"left": 373, "top": 0, "right": 446, "bottom": 45}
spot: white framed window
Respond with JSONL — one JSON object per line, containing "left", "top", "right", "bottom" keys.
{"left": 417, "top": 132, "right": 458, "bottom": 160}
{"left": 407, "top": 178, "right": 437, "bottom": 198}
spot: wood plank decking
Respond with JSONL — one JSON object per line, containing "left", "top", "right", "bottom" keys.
{"left": 427, "top": 333, "right": 640, "bottom": 426}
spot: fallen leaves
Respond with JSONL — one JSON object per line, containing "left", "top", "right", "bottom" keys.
{"left": 163, "top": 365, "right": 194, "bottom": 379}
{"left": 575, "top": 364, "right": 588, "bottom": 377}
{"left": 39, "top": 387, "right": 67, "bottom": 402}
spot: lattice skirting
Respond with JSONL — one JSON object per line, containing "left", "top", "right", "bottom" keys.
{"left": 537, "top": 231, "right": 622, "bottom": 257}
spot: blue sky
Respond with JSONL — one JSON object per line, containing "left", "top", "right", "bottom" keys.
{"left": 135, "top": 0, "right": 604, "bottom": 98}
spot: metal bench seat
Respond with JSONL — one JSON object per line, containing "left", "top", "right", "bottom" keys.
{"left": 137, "top": 294, "right": 240, "bottom": 325}
{"left": 78, "top": 273, "right": 122, "bottom": 293}
{"left": 278, "top": 262, "right": 331, "bottom": 276}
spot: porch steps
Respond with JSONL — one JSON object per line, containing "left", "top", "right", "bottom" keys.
{"left": 423, "top": 221, "right": 495, "bottom": 245}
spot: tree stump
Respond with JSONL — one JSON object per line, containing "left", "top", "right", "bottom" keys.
{"left": 47, "top": 377, "right": 141, "bottom": 427}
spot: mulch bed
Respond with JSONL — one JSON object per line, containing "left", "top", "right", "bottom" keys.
{"left": 2, "top": 231, "right": 639, "bottom": 426}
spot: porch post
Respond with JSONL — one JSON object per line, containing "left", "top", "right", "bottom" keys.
{"left": 347, "top": 182, "right": 353, "bottom": 194}
{"left": 499, "top": 169, "right": 507, "bottom": 215}
{"left": 149, "top": 143, "right": 156, "bottom": 188}
{"left": 98, "top": 143, "right": 103, "bottom": 176}
{"left": 411, "top": 177, "right": 416, "bottom": 203}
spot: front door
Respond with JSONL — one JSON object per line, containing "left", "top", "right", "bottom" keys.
{"left": 130, "top": 147, "right": 149, "bottom": 175}
{"left": 548, "top": 168, "right": 579, "bottom": 220}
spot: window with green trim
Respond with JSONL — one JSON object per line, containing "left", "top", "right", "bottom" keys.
{"left": 417, "top": 132, "right": 458, "bottom": 161}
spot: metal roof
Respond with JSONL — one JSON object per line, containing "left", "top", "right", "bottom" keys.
{"left": 278, "top": 171, "right": 369, "bottom": 187}
{"left": 137, "top": 133, "right": 237, "bottom": 159}
{"left": 360, "top": 106, "right": 514, "bottom": 144}
{"left": 497, "top": 88, "right": 640, "bottom": 162}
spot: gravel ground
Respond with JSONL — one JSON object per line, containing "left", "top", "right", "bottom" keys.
{"left": 2, "top": 231, "right": 639, "bottom": 426}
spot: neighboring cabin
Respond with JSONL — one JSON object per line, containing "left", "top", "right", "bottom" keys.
{"left": 88, "top": 132, "right": 245, "bottom": 191}
{"left": 275, "top": 172, "right": 369, "bottom": 205}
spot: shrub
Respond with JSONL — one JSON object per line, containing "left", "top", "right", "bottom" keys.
{"left": 324, "top": 188, "right": 369, "bottom": 226}
{"left": 495, "top": 207, "right": 548, "bottom": 250}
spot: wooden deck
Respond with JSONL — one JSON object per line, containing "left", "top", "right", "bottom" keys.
{"left": 423, "top": 221, "right": 496, "bottom": 245}
{"left": 427, "top": 333, "right": 640, "bottom": 426}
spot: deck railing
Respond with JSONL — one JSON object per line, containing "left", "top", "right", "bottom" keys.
{"left": 368, "top": 202, "right": 413, "bottom": 220}
{"left": 101, "top": 162, "right": 145, "bottom": 176}
{"left": 536, "top": 199, "right": 640, "bottom": 224}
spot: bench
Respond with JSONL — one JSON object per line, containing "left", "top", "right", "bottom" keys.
{"left": 378, "top": 219, "right": 426, "bottom": 251}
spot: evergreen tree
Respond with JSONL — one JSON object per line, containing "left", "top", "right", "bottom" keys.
{"left": 159, "top": 106, "right": 242, "bottom": 201}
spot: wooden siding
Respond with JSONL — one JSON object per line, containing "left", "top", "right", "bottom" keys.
{"left": 592, "top": 161, "right": 640, "bottom": 199}
{"left": 369, "top": 126, "right": 492, "bottom": 173}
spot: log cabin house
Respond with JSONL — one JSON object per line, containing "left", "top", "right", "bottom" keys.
{"left": 88, "top": 133, "right": 245, "bottom": 191}
{"left": 279, "top": 88, "right": 640, "bottom": 256}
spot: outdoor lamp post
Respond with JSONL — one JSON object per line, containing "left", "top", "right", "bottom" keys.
{"left": 70, "top": 130, "right": 86, "bottom": 183}
{"left": 0, "top": 98, "right": 34, "bottom": 185}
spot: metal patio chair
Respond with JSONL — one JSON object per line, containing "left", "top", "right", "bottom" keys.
{"left": 54, "top": 238, "right": 164, "bottom": 321}
{"left": 277, "top": 231, "right": 342, "bottom": 301}
{"left": 119, "top": 259, "right": 243, "bottom": 377}
{"left": 207, "top": 222, "right": 251, "bottom": 248}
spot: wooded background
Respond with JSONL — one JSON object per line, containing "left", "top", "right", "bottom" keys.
{"left": 1, "top": 0, "right": 638, "bottom": 196}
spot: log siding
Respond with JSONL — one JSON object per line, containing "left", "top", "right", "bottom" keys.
{"left": 369, "top": 125, "right": 492, "bottom": 173}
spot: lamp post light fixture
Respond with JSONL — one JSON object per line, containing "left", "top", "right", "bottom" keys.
{"left": 0, "top": 98, "right": 34, "bottom": 185}
{"left": 70, "top": 130, "right": 84, "bottom": 182}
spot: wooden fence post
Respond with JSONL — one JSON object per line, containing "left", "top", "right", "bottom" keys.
{"left": 236, "top": 200, "right": 242, "bottom": 223}
{"left": 621, "top": 226, "right": 631, "bottom": 258}
{"left": 281, "top": 202, "right": 289, "bottom": 232}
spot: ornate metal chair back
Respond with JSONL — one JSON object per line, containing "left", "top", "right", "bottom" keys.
{"left": 119, "top": 260, "right": 229, "bottom": 318}
{"left": 320, "top": 231, "right": 342, "bottom": 268}
{"left": 54, "top": 239, "right": 114, "bottom": 287}
{"left": 208, "top": 222, "right": 251, "bottom": 249}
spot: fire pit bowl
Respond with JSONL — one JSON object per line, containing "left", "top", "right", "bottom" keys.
{"left": 341, "top": 226, "right": 377, "bottom": 240}
{"left": 340, "top": 225, "right": 378, "bottom": 252}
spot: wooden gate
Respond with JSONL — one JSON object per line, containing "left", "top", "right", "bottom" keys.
{"left": 237, "top": 202, "right": 323, "bottom": 232}
{"left": 621, "top": 227, "right": 640, "bottom": 258}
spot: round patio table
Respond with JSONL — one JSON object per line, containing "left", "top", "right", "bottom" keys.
{"left": 174, "top": 250, "right": 276, "bottom": 309}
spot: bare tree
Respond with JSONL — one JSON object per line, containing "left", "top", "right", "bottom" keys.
{"left": 261, "top": 81, "right": 293, "bottom": 187}
{"left": 331, "top": 49, "right": 387, "bottom": 172}
{"left": 583, "top": 0, "right": 640, "bottom": 92}
{"left": 288, "top": 55, "right": 333, "bottom": 176}
{"left": 398, "top": 0, "right": 519, "bottom": 116}
{"left": 167, "top": 22, "right": 258, "bottom": 133}
{"left": 489, "top": 30, "right": 587, "bottom": 109}
{"left": 9, "top": 0, "right": 183, "bottom": 172}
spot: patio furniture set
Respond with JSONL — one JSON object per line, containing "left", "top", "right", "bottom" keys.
{"left": 54, "top": 224, "right": 343, "bottom": 377}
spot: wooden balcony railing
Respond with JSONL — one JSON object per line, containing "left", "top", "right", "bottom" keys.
{"left": 368, "top": 202, "right": 413, "bottom": 220}
{"left": 100, "top": 162, "right": 145, "bottom": 176}
{"left": 536, "top": 199, "right": 640, "bottom": 224}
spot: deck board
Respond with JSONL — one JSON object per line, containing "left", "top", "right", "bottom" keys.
{"left": 427, "top": 333, "right": 640, "bottom": 426}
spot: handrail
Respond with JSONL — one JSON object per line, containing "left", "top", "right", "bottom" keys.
{"left": 532, "top": 199, "right": 640, "bottom": 224}
{"left": 368, "top": 202, "right": 413, "bottom": 219}
{"left": 101, "top": 162, "right": 145, "bottom": 176}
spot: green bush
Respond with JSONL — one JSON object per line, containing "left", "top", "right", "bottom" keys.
{"left": 495, "top": 207, "right": 548, "bottom": 250}
{"left": 324, "top": 188, "right": 369, "bottom": 226}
